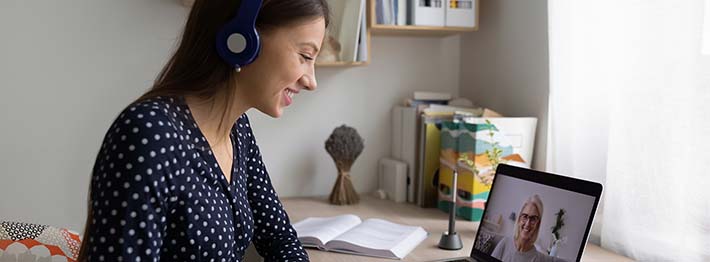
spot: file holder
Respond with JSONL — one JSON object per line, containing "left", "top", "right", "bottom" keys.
{"left": 445, "top": 0, "right": 477, "bottom": 28}
{"left": 411, "top": 0, "right": 446, "bottom": 26}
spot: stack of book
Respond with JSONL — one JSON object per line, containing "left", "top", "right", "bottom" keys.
{"left": 437, "top": 117, "right": 537, "bottom": 221}
{"left": 389, "top": 91, "right": 538, "bottom": 221}
{"left": 391, "top": 91, "right": 491, "bottom": 207}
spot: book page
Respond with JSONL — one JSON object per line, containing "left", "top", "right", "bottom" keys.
{"left": 389, "top": 224, "right": 428, "bottom": 259}
{"left": 327, "top": 218, "right": 427, "bottom": 259}
{"left": 292, "top": 214, "right": 362, "bottom": 247}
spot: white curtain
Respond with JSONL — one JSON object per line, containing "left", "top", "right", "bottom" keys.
{"left": 547, "top": 0, "right": 710, "bottom": 261}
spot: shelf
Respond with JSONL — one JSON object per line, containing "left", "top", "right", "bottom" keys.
{"left": 367, "top": 0, "right": 478, "bottom": 37}
{"left": 370, "top": 24, "right": 477, "bottom": 36}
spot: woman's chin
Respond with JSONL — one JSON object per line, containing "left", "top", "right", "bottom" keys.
{"left": 521, "top": 233, "right": 533, "bottom": 240}
{"left": 255, "top": 106, "right": 283, "bottom": 118}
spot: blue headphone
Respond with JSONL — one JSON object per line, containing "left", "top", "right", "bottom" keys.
{"left": 216, "top": 0, "right": 263, "bottom": 72}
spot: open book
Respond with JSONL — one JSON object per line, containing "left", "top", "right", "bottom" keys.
{"left": 292, "top": 214, "right": 428, "bottom": 260}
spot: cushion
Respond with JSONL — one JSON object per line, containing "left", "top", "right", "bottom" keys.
{"left": 0, "top": 221, "right": 81, "bottom": 262}
{"left": 475, "top": 230, "right": 503, "bottom": 254}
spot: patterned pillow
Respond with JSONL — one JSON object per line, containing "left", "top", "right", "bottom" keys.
{"left": 474, "top": 230, "right": 503, "bottom": 255}
{"left": 0, "top": 221, "right": 81, "bottom": 262}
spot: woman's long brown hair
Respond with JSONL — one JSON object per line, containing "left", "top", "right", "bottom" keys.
{"left": 77, "top": 0, "right": 329, "bottom": 260}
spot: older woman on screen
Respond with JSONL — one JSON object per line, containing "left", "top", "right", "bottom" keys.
{"left": 491, "top": 195, "right": 563, "bottom": 262}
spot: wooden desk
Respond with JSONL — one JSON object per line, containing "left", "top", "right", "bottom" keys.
{"left": 282, "top": 195, "right": 633, "bottom": 262}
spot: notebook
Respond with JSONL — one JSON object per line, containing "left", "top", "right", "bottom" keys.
{"left": 292, "top": 214, "right": 428, "bottom": 260}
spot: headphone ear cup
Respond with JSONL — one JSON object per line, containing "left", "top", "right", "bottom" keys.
{"left": 216, "top": 25, "right": 260, "bottom": 68}
{"left": 215, "top": 0, "right": 263, "bottom": 69}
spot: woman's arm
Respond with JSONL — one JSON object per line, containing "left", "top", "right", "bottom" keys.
{"left": 242, "top": 119, "right": 309, "bottom": 261}
{"left": 83, "top": 107, "right": 174, "bottom": 261}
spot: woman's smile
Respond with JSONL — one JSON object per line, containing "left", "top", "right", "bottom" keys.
{"left": 282, "top": 87, "right": 299, "bottom": 107}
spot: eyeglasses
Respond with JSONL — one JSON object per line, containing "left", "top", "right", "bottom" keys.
{"left": 519, "top": 213, "right": 540, "bottom": 224}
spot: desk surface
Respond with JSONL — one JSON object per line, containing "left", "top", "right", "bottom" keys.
{"left": 282, "top": 195, "right": 632, "bottom": 262}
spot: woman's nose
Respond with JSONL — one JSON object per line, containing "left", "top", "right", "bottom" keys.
{"left": 299, "top": 67, "right": 317, "bottom": 91}
{"left": 305, "top": 75, "right": 317, "bottom": 91}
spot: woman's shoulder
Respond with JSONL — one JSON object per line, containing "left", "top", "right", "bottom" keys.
{"left": 102, "top": 96, "right": 188, "bottom": 150}
{"left": 499, "top": 235, "right": 513, "bottom": 245}
{"left": 113, "top": 96, "right": 188, "bottom": 131}
{"left": 121, "top": 96, "right": 184, "bottom": 121}
{"left": 94, "top": 97, "right": 188, "bottom": 187}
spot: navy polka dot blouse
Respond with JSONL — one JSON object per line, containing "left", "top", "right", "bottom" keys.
{"left": 85, "top": 96, "right": 308, "bottom": 261}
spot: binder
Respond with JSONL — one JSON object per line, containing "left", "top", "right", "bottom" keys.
{"left": 416, "top": 114, "right": 452, "bottom": 207}
{"left": 391, "top": 106, "right": 418, "bottom": 203}
{"left": 445, "top": 0, "right": 477, "bottom": 27}
{"left": 437, "top": 116, "right": 538, "bottom": 221}
{"left": 410, "top": 0, "right": 445, "bottom": 26}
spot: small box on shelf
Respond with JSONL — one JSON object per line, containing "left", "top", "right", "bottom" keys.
{"left": 411, "top": 0, "right": 446, "bottom": 27}
{"left": 445, "top": 0, "right": 477, "bottom": 28}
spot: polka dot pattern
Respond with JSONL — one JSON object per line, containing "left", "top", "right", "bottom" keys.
{"left": 2, "top": 222, "right": 45, "bottom": 241}
{"left": 85, "top": 97, "right": 309, "bottom": 261}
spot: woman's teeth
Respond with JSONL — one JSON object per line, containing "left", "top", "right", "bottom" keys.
{"left": 287, "top": 90, "right": 294, "bottom": 99}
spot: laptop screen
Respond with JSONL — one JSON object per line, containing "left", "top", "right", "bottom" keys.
{"left": 471, "top": 165, "right": 601, "bottom": 262}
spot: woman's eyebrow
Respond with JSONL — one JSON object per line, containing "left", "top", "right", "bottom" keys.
{"left": 298, "top": 42, "right": 319, "bottom": 53}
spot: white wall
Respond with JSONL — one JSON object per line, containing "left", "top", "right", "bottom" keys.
{"left": 0, "top": 0, "right": 460, "bottom": 232}
{"left": 0, "top": 0, "right": 187, "bottom": 232}
{"left": 251, "top": 35, "right": 461, "bottom": 197}
{"left": 458, "top": 0, "right": 549, "bottom": 171}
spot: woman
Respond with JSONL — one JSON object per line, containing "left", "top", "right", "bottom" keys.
{"left": 491, "top": 195, "right": 561, "bottom": 262}
{"left": 78, "top": 0, "right": 329, "bottom": 261}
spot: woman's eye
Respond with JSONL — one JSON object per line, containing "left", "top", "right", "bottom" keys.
{"left": 300, "top": 54, "right": 314, "bottom": 61}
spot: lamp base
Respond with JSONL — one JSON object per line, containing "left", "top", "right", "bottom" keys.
{"left": 438, "top": 231, "right": 463, "bottom": 250}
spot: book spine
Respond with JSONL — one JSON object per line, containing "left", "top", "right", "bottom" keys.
{"left": 376, "top": 0, "right": 385, "bottom": 24}
{"left": 393, "top": 0, "right": 398, "bottom": 25}
{"left": 392, "top": 106, "right": 403, "bottom": 160}
{"left": 416, "top": 115, "right": 426, "bottom": 206}
{"left": 413, "top": 91, "right": 452, "bottom": 101}
{"left": 408, "top": 99, "right": 449, "bottom": 106}
{"left": 356, "top": 2, "right": 368, "bottom": 62}
{"left": 397, "top": 0, "right": 408, "bottom": 25}
{"left": 383, "top": 0, "right": 391, "bottom": 24}
{"left": 401, "top": 107, "right": 418, "bottom": 203}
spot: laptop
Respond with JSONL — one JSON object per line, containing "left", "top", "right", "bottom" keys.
{"left": 432, "top": 164, "right": 603, "bottom": 262}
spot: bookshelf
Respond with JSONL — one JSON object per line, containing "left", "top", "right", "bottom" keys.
{"left": 368, "top": 0, "right": 479, "bottom": 36}
{"left": 315, "top": 0, "right": 371, "bottom": 67}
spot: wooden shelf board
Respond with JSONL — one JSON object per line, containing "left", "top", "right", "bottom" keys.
{"left": 370, "top": 24, "right": 477, "bottom": 36}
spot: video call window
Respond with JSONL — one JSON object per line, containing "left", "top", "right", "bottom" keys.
{"left": 473, "top": 174, "right": 597, "bottom": 262}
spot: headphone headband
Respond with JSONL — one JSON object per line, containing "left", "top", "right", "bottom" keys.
{"left": 235, "top": 0, "right": 261, "bottom": 26}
